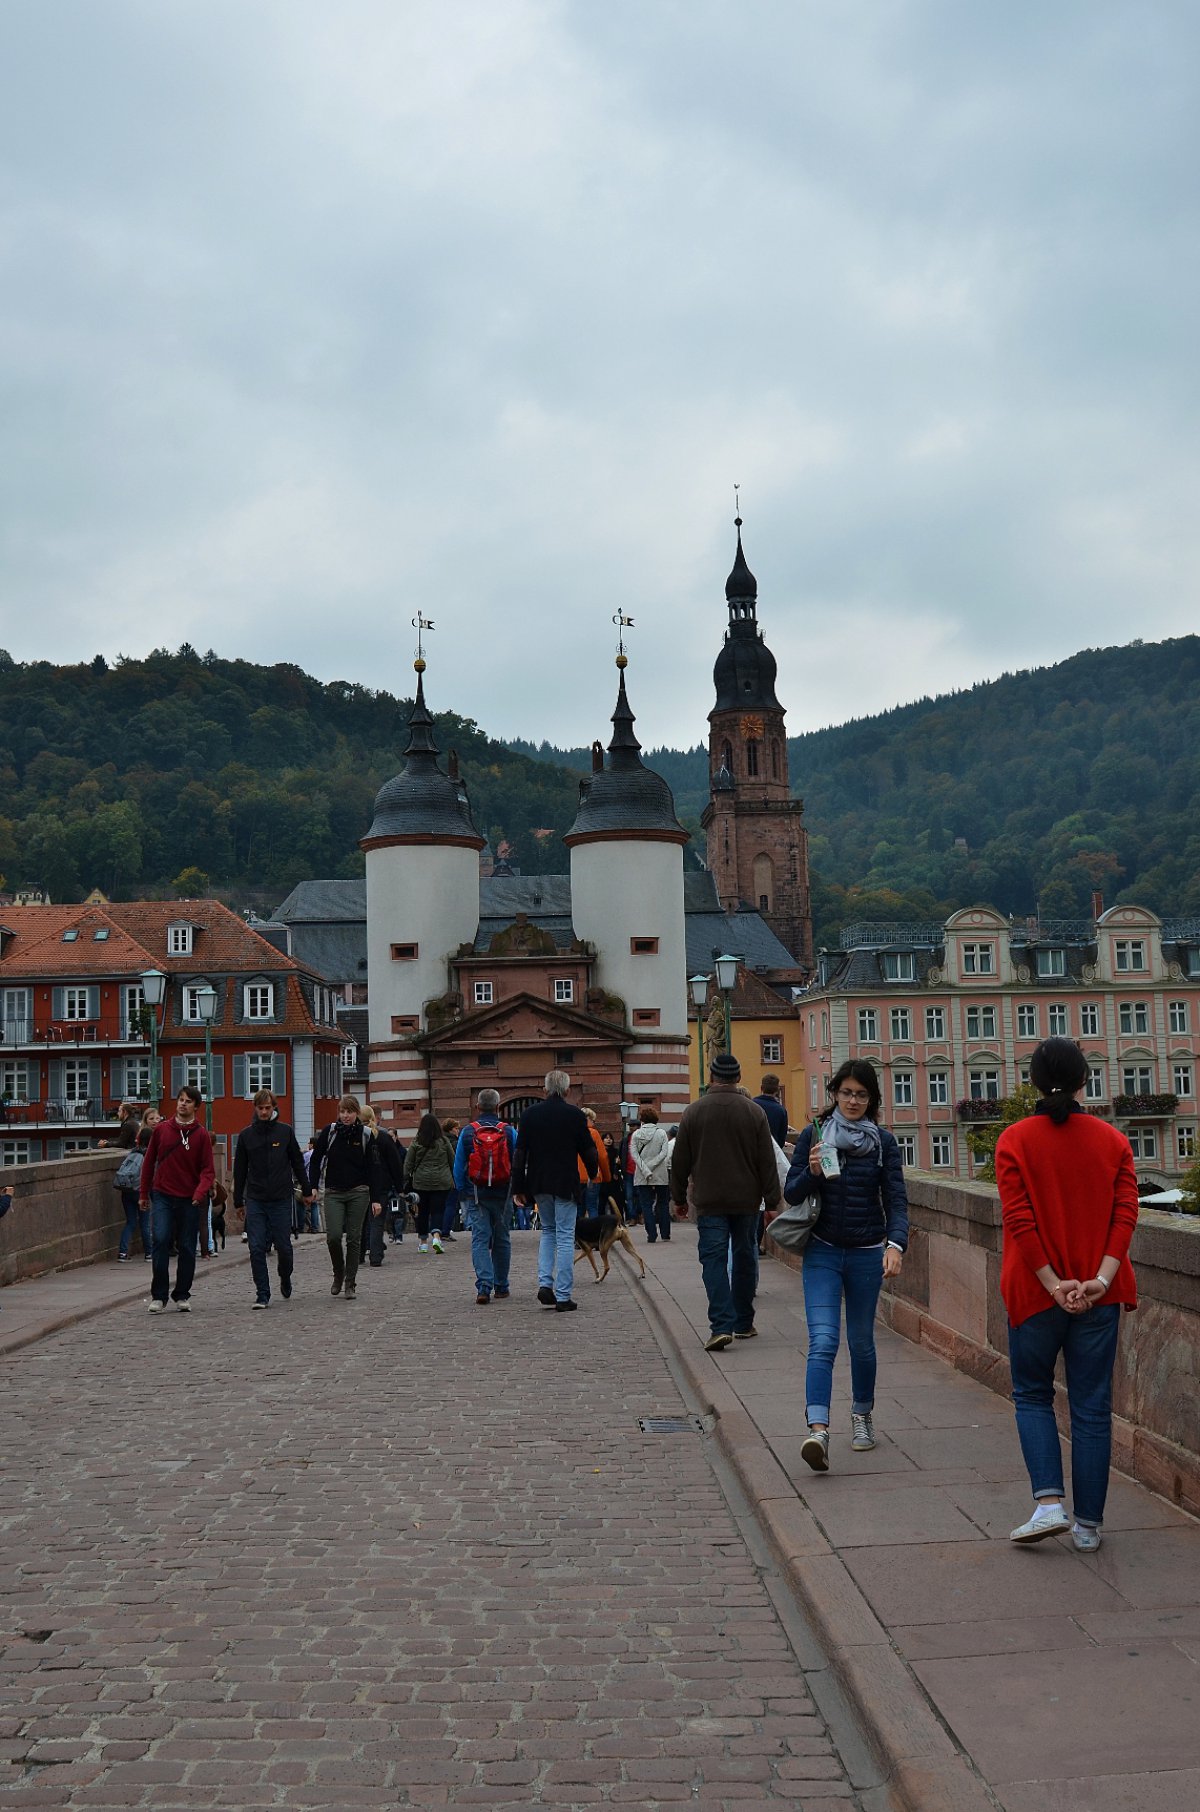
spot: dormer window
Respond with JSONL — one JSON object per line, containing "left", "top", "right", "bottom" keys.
{"left": 473, "top": 981, "right": 494, "bottom": 1006}
{"left": 1036, "top": 949, "right": 1065, "bottom": 977}
{"left": 882, "top": 952, "right": 915, "bottom": 982}
{"left": 244, "top": 983, "right": 274, "bottom": 1021}
{"left": 1114, "top": 939, "right": 1146, "bottom": 972}
{"left": 183, "top": 983, "right": 210, "bottom": 1023}
{"left": 168, "top": 923, "right": 193, "bottom": 956}
{"left": 553, "top": 979, "right": 574, "bottom": 1003}
{"left": 962, "top": 943, "right": 994, "bottom": 976}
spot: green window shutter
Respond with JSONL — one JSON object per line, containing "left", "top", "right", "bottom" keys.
{"left": 233, "top": 1054, "right": 248, "bottom": 1099}
{"left": 210, "top": 1055, "right": 225, "bottom": 1099}
{"left": 88, "top": 986, "right": 101, "bottom": 1019}
{"left": 52, "top": 987, "right": 65, "bottom": 1020}
{"left": 27, "top": 1062, "right": 40, "bottom": 1103}
{"left": 89, "top": 1058, "right": 102, "bottom": 1100}
{"left": 48, "top": 1059, "right": 63, "bottom": 1102}
{"left": 170, "top": 1056, "right": 185, "bottom": 1095}
{"left": 47, "top": 1138, "right": 63, "bottom": 1161}
{"left": 273, "top": 1054, "right": 287, "bottom": 1096}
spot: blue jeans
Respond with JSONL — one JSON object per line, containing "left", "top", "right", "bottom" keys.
{"left": 441, "top": 1188, "right": 461, "bottom": 1236}
{"left": 802, "top": 1239, "right": 885, "bottom": 1425}
{"left": 536, "top": 1195, "right": 578, "bottom": 1302}
{"left": 120, "top": 1189, "right": 151, "bottom": 1259}
{"left": 1008, "top": 1303, "right": 1121, "bottom": 1527}
{"left": 635, "top": 1184, "right": 672, "bottom": 1241}
{"left": 696, "top": 1214, "right": 758, "bottom": 1336}
{"left": 151, "top": 1192, "right": 199, "bottom": 1305}
{"left": 245, "top": 1197, "right": 295, "bottom": 1304}
{"left": 468, "top": 1189, "right": 511, "bottom": 1295}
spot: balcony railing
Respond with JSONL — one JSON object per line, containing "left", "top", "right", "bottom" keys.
{"left": 957, "top": 1098, "right": 1003, "bottom": 1122}
{"left": 0, "top": 1099, "right": 121, "bottom": 1127}
{"left": 0, "top": 1021, "right": 147, "bottom": 1047}
{"left": 1113, "top": 1093, "right": 1179, "bottom": 1118}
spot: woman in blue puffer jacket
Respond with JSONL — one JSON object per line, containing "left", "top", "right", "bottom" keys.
{"left": 783, "top": 1060, "right": 908, "bottom": 1473}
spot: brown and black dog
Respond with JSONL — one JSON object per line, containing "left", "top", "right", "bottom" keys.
{"left": 574, "top": 1189, "right": 647, "bottom": 1283}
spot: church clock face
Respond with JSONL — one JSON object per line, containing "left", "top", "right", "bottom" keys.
{"left": 740, "top": 713, "right": 764, "bottom": 740}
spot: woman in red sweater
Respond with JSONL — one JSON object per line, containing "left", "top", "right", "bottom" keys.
{"left": 995, "top": 1038, "right": 1138, "bottom": 1551}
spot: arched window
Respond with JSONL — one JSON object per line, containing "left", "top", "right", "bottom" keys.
{"left": 771, "top": 740, "right": 780, "bottom": 780}
{"left": 746, "top": 739, "right": 759, "bottom": 777}
{"left": 753, "top": 853, "right": 773, "bottom": 913}
{"left": 721, "top": 739, "right": 733, "bottom": 772}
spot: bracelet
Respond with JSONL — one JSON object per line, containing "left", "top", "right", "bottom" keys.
{"left": 1094, "top": 1276, "right": 1109, "bottom": 1290}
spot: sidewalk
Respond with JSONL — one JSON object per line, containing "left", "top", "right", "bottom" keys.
{"left": 629, "top": 1230, "right": 1200, "bottom": 1812}
{"left": 0, "top": 1241, "right": 246, "bottom": 1354}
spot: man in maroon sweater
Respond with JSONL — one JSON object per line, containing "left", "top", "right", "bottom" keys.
{"left": 139, "top": 1085, "right": 215, "bottom": 1314}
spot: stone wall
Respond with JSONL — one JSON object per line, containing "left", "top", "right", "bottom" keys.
{"left": 0, "top": 1153, "right": 126, "bottom": 1284}
{"left": 881, "top": 1174, "right": 1200, "bottom": 1517}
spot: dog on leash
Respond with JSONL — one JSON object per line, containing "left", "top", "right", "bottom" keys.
{"left": 574, "top": 1190, "right": 647, "bottom": 1283}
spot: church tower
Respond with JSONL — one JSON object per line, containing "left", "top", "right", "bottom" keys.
{"left": 700, "top": 518, "right": 813, "bottom": 968}
{"left": 361, "top": 658, "right": 485, "bottom": 1132}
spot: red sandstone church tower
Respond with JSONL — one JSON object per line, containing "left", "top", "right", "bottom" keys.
{"left": 700, "top": 518, "right": 813, "bottom": 969}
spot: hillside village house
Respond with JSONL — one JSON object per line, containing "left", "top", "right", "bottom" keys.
{"left": 0, "top": 899, "right": 344, "bottom": 1169}
{"left": 796, "top": 902, "right": 1200, "bottom": 1189}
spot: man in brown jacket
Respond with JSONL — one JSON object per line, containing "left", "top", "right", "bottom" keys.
{"left": 670, "top": 1052, "right": 781, "bottom": 1351}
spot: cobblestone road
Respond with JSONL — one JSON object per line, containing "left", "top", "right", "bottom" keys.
{"left": 1, "top": 1231, "right": 862, "bottom": 1810}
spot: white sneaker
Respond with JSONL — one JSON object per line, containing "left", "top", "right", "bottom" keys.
{"left": 1071, "top": 1524, "right": 1102, "bottom": 1552}
{"left": 176, "top": 1298, "right": 192, "bottom": 1313}
{"left": 1010, "top": 1504, "right": 1070, "bottom": 1543}
{"left": 431, "top": 1233, "right": 444, "bottom": 1253}
{"left": 417, "top": 1241, "right": 428, "bottom": 1253}
{"left": 148, "top": 1300, "right": 165, "bottom": 1315}
{"left": 801, "top": 1430, "right": 830, "bottom": 1472}
{"left": 851, "top": 1413, "right": 875, "bottom": 1451}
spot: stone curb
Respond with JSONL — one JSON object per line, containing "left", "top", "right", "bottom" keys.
{"left": 0, "top": 1243, "right": 248, "bottom": 1356}
{"left": 622, "top": 1247, "right": 998, "bottom": 1812}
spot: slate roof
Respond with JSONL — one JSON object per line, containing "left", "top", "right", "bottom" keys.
{"left": 711, "top": 526, "right": 782, "bottom": 714}
{"left": 564, "top": 670, "right": 687, "bottom": 843}
{"left": 361, "top": 671, "right": 484, "bottom": 847}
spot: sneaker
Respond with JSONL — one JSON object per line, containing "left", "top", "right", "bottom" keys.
{"left": 476, "top": 1291, "right": 490, "bottom": 1305}
{"left": 431, "top": 1234, "right": 444, "bottom": 1253}
{"left": 704, "top": 1332, "right": 733, "bottom": 1352}
{"left": 801, "top": 1430, "right": 830, "bottom": 1472}
{"left": 443, "top": 1232, "right": 456, "bottom": 1242}
{"left": 175, "top": 1299, "right": 192, "bottom": 1313}
{"left": 851, "top": 1413, "right": 875, "bottom": 1451}
{"left": 330, "top": 1278, "right": 343, "bottom": 1295}
{"left": 417, "top": 1242, "right": 429, "bottom": 1254}
{"left": 733, "top": 1327, "right": 758, "bottom": 1340}
{"left": 344, "top": 1285, "right": 357, "bottom": 1302}
{"left": 118, "top": 1254, "right": 130, "bottom": 1263}
{"left": 252, "top": 1300, "right": 268, "bottom": 1311}
{"left": 1071, "top": 1523, "right": 1102, "bottom": 1552}
{"left": 148, "top": 1300, "right": 165, "bottom": 1315}
{"left": 537, "top": 1286, "right": 556, "bottom": 1306}
{"left": 554, "top": 1298, "right": 577, "bottom": 1312}
{"left": 1010, "top": 1505, "right": 1070, "bottom": 1544}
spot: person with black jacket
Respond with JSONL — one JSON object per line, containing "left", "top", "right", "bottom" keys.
{"left": 233, "top": 1090, "right": 313, "bottom": 1310}
{"left": 359, "top": 1104, "right": 406, "bottom": 1266}
{"left": 310, "top": 1094, "right": 386, "bottom": 1302}
{"left": 512, "top": 1069, "right": 597, "bottom": 1313}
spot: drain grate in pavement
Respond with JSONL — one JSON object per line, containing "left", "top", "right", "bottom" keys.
{"left": 637, "top": 1415, "right": 705, "bottom": 1434}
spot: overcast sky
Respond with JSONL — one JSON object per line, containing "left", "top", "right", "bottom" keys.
{"left": 2, "top": 1, "right": 1197, "bottom": 751}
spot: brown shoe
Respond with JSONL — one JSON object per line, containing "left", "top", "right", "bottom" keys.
{"left": 330, "top": 1278, "right": 343, "bottom": 1295}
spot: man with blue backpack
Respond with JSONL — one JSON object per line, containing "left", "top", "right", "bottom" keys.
{"left": 453, "top": 1089, "right": 517, "bottom": 1307}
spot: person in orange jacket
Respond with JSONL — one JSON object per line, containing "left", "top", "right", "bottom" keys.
{"left": 578, "top": 1106, "right": 612, "bottom": 1213}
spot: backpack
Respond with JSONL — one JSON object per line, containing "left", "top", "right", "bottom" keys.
{"left": 467, "top": 1121, "right": 511, "bottom": 1188}
{"left": 113, "top": 1150, "right": 143, "bottom": 1193}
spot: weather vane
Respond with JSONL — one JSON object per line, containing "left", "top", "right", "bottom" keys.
{"left": 612, "top": 610, "right": 635, "bottom": 668}
{"left": 734, "top": 481, "right": 742, "bottom": 529}
{"left": 412, "top": 613, "right": 435, "bottom": 671}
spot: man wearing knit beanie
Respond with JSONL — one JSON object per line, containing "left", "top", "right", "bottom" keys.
{"left": 670, "top": 1052, "right": 781, "bottom": 1351}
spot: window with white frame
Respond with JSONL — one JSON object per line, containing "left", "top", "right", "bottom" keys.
{"left": 1187, "top": 951, "right": 1200, "bottom": 979}
{"left": 168, "top": 924, "right": 193, "bottom": 956}
{"left": 1177, "top": 1125, "right": 1195, "bottom": 1160}
{"left": 893, "top": 1072, "right": 913, "bottom": 1107}
{"left": 821, "top": 1011, "right": 829, "bottom": 1043}
{"left": 1, "top": 1140, "right": 32, "bottom": 1165}
{"left": 925, "top": 1006, "right": 945, "bottom": 1040}
{"left": 969, "top": 1069, "right": 1001, "bottom": 1101}
{"left": 122, "top": 1055, "right": 152, "bottom": 1099}
{"left": 931, "top": 1133, "right": 953, "bottom": 1167}
{"left": 761, "top": 1036, "right": 782, "bottom": 1064}
{"left": 246, "top": 1053, "right": 276, "bottom": 1094}
{"left": 1086, "top": 1066, "right": 1105, "bottom": 1101}
{"left": 1119, "top": 1002, "right": 1149, "bottom": 1035}
{"left": 183, "top": 985, "right": 207, "bottom": 1023}
{"left": 1036, "top": 948, "right": 1066, "bottom": 977}
{"left": 62, "top": 1137, "right": 92, "bottom": 1153}
{"left": 473, "top": 981, "right": 494, "bottom": 1006}
{"left": 1169, "top": 1000, "right": 1189, "bottom": 1034}
{"left": 342, "top": 1044, "right": 358, "bottom": 1069}
{"left": 181, "top": 1055, "right": 207, "bottom": 1092}
{"left": 895, "top": 1134, "right": 917, "bottom": 1166}
{"left": 1018, "top": 1064, "right": 1031, "bottom": 1086}
{"left": 883, "top": 952, "right": 915, "bottom": 981}
{"left": 1122, "top": 1065, "right": 1153, "bottom": 1095}
{"left": 63, "top": 987, "right": 91, "bottom": 1021}
{"left": 1080, "top": 1003, "right": 1100, "bottom": 1036}
{"left": 857, "top": 1009, "right": 878, "bottom": 1041}
{"left": 928, "top": 1070, "right": 949, "bottom": 1105}
{"left": 962, "top": 943, "right": 994, "bottom": 975}
{"left": 0, "top": 1059, "right": 30, "bottom": 1099}
{"left": 1048, "top": 1004, "right": 1068, "bottom": 1036}
{"left": 811, "top": 1076, "right": 819, "bottom": 1108}
{"left": 553, "top": 979, "right": 574, "bottom": 1004}
{"left": 890, "top": 1007, "right": 911, "bottom": 1041}
{"left": 1127, "top": 1126, "right": 1157, "bottom": 1160}
{"left": 63, "top": 1058, "right": 91, "bottom": 1102}
{"left": 1114, "top": 939, "right": 1146, "bottom": 972}
{"left": 244, "top": 983, "right": 273, "bottom": 1021}
{"left": 1016, "top": 1004, "right": 1038, "bottom": 1038}
{"left": 1173, "top": 1063, "right": 1193, "bottom": 1098}
{"left": 965, "top": 1005, "right": 997, "bottom": 1039}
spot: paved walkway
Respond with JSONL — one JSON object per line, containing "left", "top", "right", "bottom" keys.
{"left": 0, "top": 1231, "right": 874, "bottom": 1811}
{"left": 634, "top": 1231, "right": 1200, "bottom": 1812}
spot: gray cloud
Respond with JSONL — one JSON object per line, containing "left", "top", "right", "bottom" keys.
{"left": 1, "top": 0, "right": 1196, "bottom": 750}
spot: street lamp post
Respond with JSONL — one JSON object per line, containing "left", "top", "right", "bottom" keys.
{"left": 195, "top": 984, "right": 219, "bottom": 1133}
{"left": 714, "top": 953, "right": 739, "bottom": 1057}
{"left": 689, "top": 973, "right": 710, "bottom": 1093}
{"left": 140, "top": 968, "right": 167, "bottom": 1110}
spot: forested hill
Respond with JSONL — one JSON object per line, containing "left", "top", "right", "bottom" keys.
{"left": 0, "top": 648, "right": 584, "bottom": 901}
{"left": 511, "top": 636, "right": 1200, "bottom": 944}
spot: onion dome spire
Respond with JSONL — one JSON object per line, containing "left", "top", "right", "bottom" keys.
{"left": 361, "top": 653, "right": 484, "bottom": 847}
{"left": 564, "top": 647, "right": 688, "bottom": 845}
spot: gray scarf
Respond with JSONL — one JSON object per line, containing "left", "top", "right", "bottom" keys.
{"left": 821, "top": 1109, "right": 882, "bottom": 1162}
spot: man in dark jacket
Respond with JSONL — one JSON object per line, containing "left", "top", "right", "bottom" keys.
{"left": 310, "top": 1094, "right": 385, "bottom": 1302}
{"left": 753, "top": 1075, "right": 791, "bottom": 1148}
{"left": 670, "top": 1053, "right": 781, "bottom": 1351}
{"left": 233, "top": 1090, "right": 314, "bottom": 1310}
{"left": 513, "top": 1069, "right": 597, "bottom": 1312}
